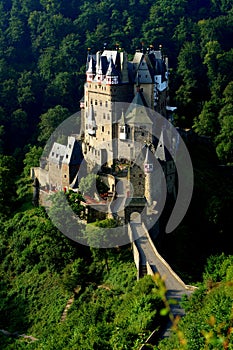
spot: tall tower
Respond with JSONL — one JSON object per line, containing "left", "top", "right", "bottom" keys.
{"left": 144, "top": 145, "right": 154, "bottom": 206}
{"left": 81, "top": 47, "right": 171, "bottom": 172}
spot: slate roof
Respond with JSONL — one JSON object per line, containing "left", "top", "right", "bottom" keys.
{"left": 49, "top": 143, "right": 66, "bottom": 164}
{"left": 106, "top": 58, "right": 119, "bottom": 76}
{"left": 125, "top": 91, "right": 153, "bottom": 125}
{"left": 48, "top": 137, "right": 83, "bottom": 166}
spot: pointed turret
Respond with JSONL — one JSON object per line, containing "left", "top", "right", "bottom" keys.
{"left": 87, "top": 105, "right": 96, "bottom": 136}
{"left": 106, "top": 58, "right": 119, "bottom": 85}
{"left": 86, "top": 56, "right": 96, "bottom": 82}
{"left": 144, "top": 146, "right": 153, "bottom": 173}
{"left": 96, "top": 55, "right": 105, "bottom": 82}
{"left": 155, "top": 128, "right": 166, "bottom": 162}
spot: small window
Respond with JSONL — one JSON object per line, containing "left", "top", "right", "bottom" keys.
{"left": 64, "top": 174, "right": 67, "bottom": 178}
{"left": 105, "top": 101, "right": 108, "bottom": 107}
{"left": 95, "top": 100, "right": 97, "bottom": 105}
{"left": 52, "top": 152, "right": 54, "bottom": 156}
{"left": 102, "top": 126, "right": 104, "bottom": 132}
{"left": 66, "top": 154, "right": 69, "bottom": 158}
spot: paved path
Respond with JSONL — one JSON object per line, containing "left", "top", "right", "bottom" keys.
{"left": 131, "top": 222, "right": 193, "bottom": 338}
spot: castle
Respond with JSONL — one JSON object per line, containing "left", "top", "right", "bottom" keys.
{"left": 32, "top": 46, "right": 177, "bottom": 230}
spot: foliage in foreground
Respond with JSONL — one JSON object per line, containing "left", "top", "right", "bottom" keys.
{"left": 0, "top": 207, "right": 164, "bottom": 350}
{"left": 157, "top": 254, "right": 233, "bottom": 350}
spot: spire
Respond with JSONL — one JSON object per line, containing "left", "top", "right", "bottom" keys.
{"left": 120, "top": 109, "right": 126, "bottom": 125}
{"left": 144, "top": 146, "right": 153, "bottom": 173}
{"left": 97, "top": 56, "right": 103, "bottom": 75}
{"left": 106, "top": 57, "right": 119, "bottom": 85}
{"left": 86, "top": 56, "right": 96, "bottom": 82}
{"left": 86, "top": 56, "right": 95, "bottom": 73}
{"left": 96, "top": 56, "right": 105, "bottom": 82}
{"left": 155, "top": 128, "right": 166, "bottom": 161}
{"left": 87, "top": 105, "right": 96, "bottom": 136}
{"left": 86, "top": 47, "right": 91, "bottom": 70}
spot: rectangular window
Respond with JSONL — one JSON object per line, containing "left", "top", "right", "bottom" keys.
{"left": 102, "top": 126, "right": 104, "bottom": 132}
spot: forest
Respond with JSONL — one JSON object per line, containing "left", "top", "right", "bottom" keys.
{"left": 0, "top": 0, "right": 233, "bottom": 349}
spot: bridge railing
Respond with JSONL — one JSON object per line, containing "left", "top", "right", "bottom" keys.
{"left": 142, "top": 222, "right": 197, "bottom": 291}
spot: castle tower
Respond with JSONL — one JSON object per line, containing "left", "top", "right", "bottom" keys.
{"left": 86, "top": 56, "right": 96, "bottom": 82}
{"left": 144, "top": 145, "right": 154, "bottom": 206}
{"left": 82, "top": 47, "right": 171, "bottom": 171}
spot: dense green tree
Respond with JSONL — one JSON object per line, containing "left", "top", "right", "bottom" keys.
{"left": 193, "top": 99, "right": 221, "bottom": 136}
{"left": 38, "top": 104, "right": 70, "bottom": 143}
{"left": 175, "top": 41, "right": 207, "bottom": 125}
{"left": 0, "top": 155, "right": 17, "bottom": 215}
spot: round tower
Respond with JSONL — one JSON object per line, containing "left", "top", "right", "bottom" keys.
{"left": 144, "top": 145, "right": 154, "bottom": 206}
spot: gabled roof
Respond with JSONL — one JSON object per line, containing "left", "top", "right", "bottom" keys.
{"left": 48, "top": 137, "right": 83, "bottom": 166}
{"left": 126, "top": 91, "right": 153, "bottom": 125}
{"left": 63, "top": 136, "right": 76, "bottom": 164}
{"left": 102, "top": 50, "right": 119, "bottom": 65}
{"left": 106, "top": 58, "right": 119, "bottom": 77}
{"left": 49, "top": 143, "right": 66, "bottom": 163}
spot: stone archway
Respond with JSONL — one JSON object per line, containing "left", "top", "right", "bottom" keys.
{"left": 124, "top": 198, "right": 146, "bottom": 224}
{"left": 130, "top": 211, "right": 142, "bottom": 224}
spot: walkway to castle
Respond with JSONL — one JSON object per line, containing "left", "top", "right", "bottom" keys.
{"left": 130, "top": 222, "right": 193, "bottom": 338}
